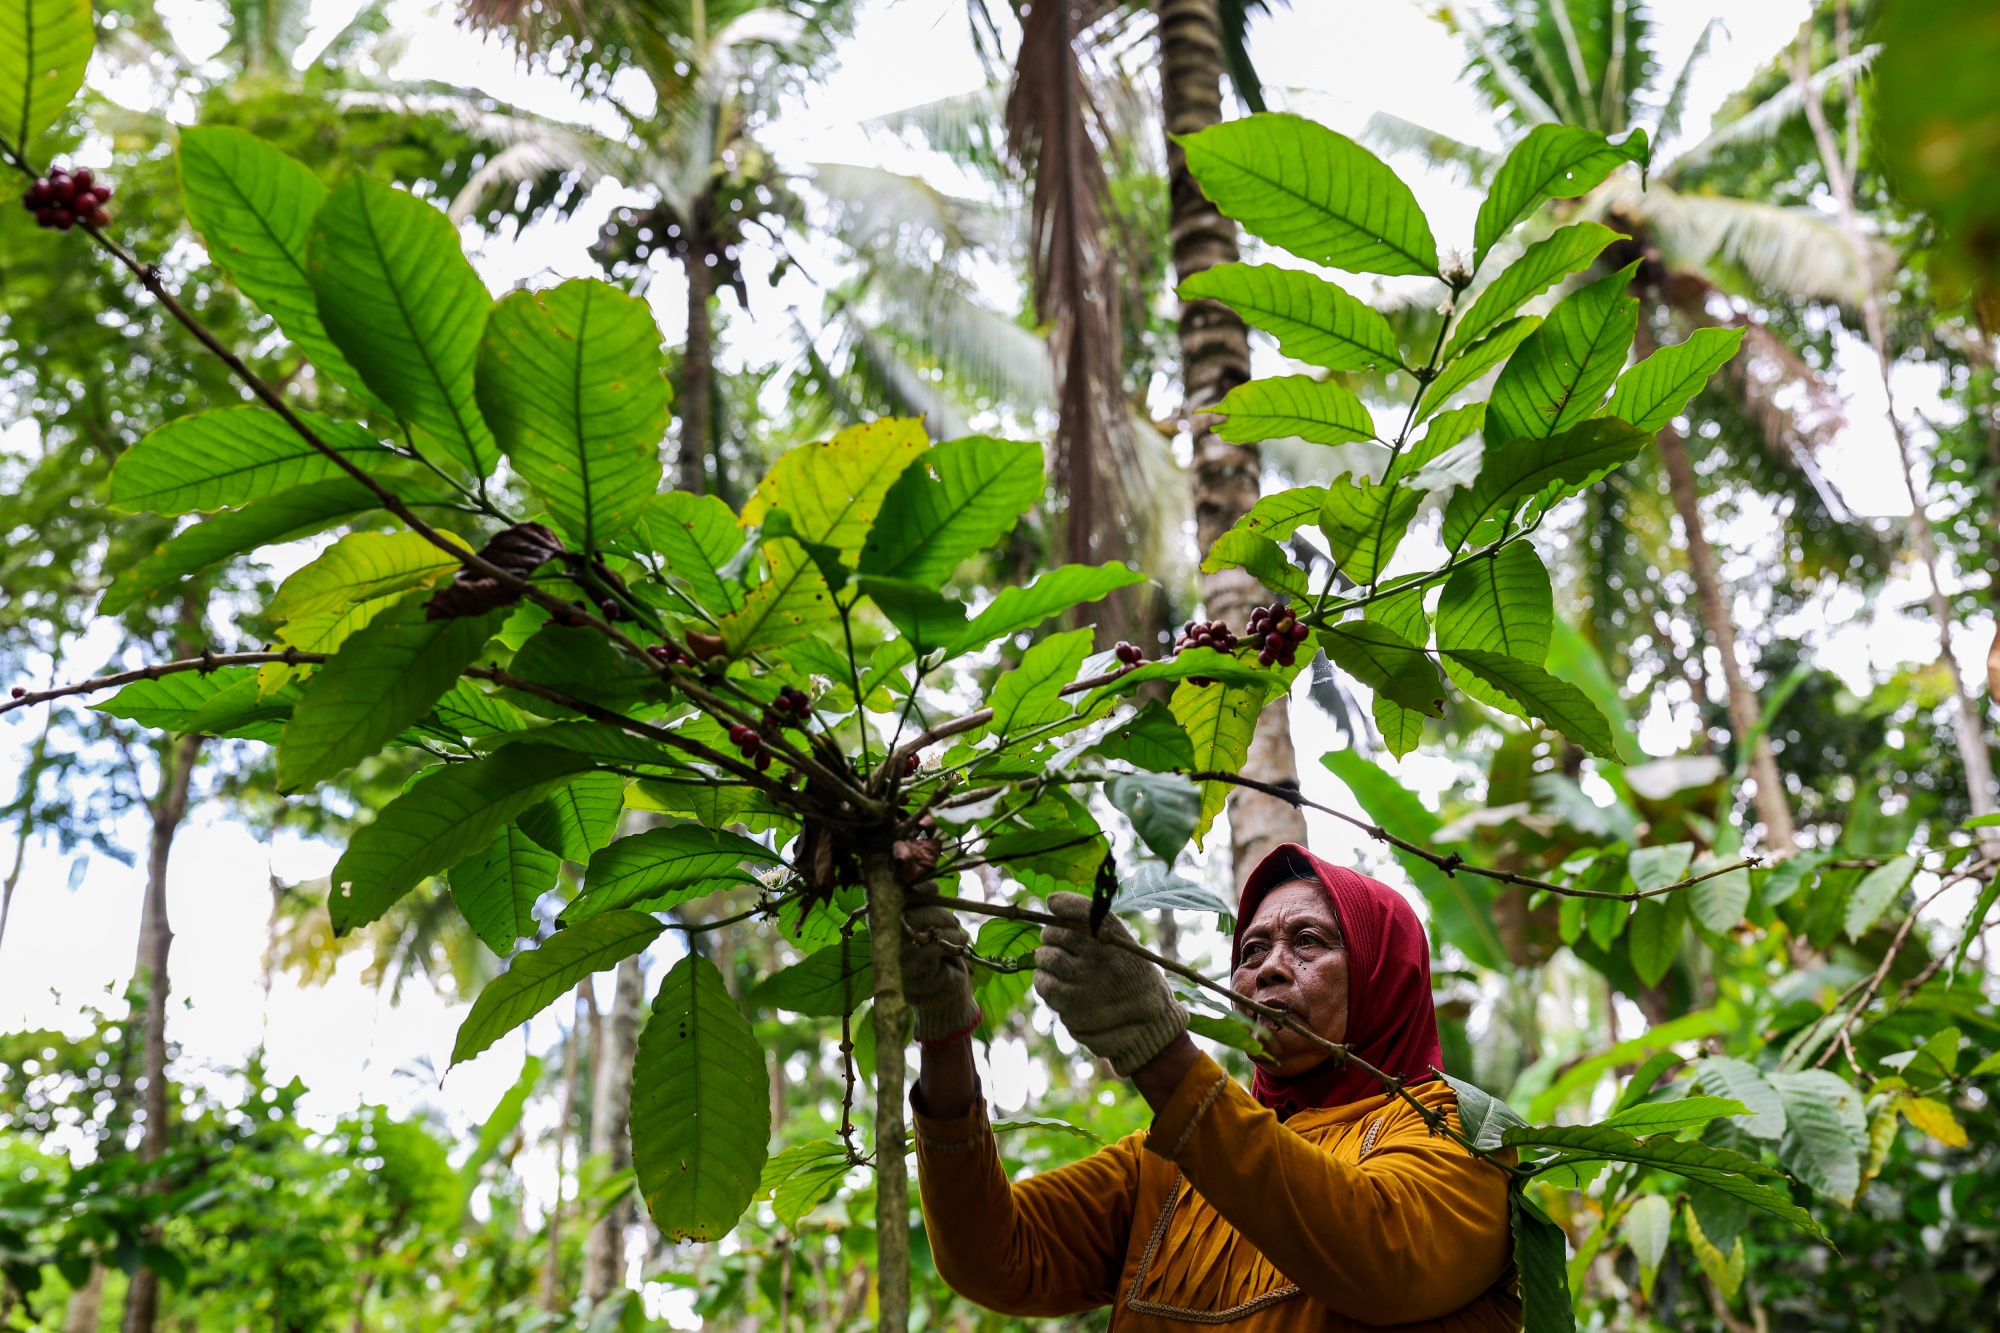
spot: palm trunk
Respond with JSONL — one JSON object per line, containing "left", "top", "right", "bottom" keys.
{"left": 119, "top": 731, "right": 203, "bottom": 1333}
{"left": 581, "top": 958, "right": 642, "bottom": 1304}
{"left": 863, "top": 855, "right": 909, "bottom": 1333}
{"left": 679, "top": 234, "right": 714, "bottom": 497}
{"left": 62, "top": 1267, "right": 104, "bottom": 1333}
{"left": 1792, "top": 31, "right": 1999, "bottom": 830}
{"left": 1654, "top": 423, "right": 1798, "bottom": 854}
{"left": 1158, "top": 0, "right": 1306, "bottom": 888}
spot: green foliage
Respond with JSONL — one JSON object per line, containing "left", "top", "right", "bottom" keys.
{"left": 451, "top": 910, "right": 666, "bottom": 1064}
{"left": 632, "top": 953, "right": 771, "bottom": 1242}
{"left": 0, "top": 0, "right": 90, "bottom": 150}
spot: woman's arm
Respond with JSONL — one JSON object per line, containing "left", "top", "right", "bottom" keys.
{"left": 912, "top": 1034, "right": 1142, "bottom": 1317}
{"left": 1146, "top": 1051, "right": 1514, "bottom": 1325}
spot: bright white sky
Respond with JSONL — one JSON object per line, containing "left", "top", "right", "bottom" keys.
{"left": 2, "top": 2, "right": 1987, "bottom": 1242}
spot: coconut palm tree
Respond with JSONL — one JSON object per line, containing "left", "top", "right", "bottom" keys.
{"left": 460, "top": 0, "right": 855, "bottom": 495}
{"left": 1378, "top": 0, "right": 1898, "bottom": 853}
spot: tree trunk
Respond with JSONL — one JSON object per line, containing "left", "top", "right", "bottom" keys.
{"left": 1654, "top": 423, "right": 1798, "bottom": 854}
{"left": 580, "top": 958, "right": 642, "bottom": 1304}
{"left": 543, "top": 983, "right": 591, "bottom": 1311}
{"left": 1157, "top": 0, "right": 1306, "bottom": 890}
{"left": 863, "top": 855, "right": 909, "bottom": 1333}
{"left": 119, "top": 731, "right": 203, "bottom": 1333}
{"left": 62, "top": 1266, "right": 104, "bottom": 1333}
{"left": 1793, "top": 27, "right": 1998, "bottom": 833}
{"left": 679, "top": 236, "right": 714, "bottom": 497}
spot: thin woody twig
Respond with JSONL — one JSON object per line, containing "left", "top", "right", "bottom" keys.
{"left": 0, "top": 649, "right": 328, "bottom": 716}
{"left": 1185, "top": 770, "right": 1759, "bottom": 901}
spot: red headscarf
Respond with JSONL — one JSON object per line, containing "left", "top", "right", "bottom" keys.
{"left": 1232, "top": 843, "right": 1444, "bottom": 1119}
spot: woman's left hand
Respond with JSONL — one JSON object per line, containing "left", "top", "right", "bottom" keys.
{"left": 1034, "top": 892, "right": 1190, "bottom": 1077}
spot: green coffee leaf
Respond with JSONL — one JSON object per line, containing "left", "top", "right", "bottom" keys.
{"left": 450, "top": 909, "right": 664, "bottom": 1065}
{"left": 1447, "top": 222, "right": 1620, "bottom": 357}
{"left": 178, "top": 127, "right": 383, "bottom": 409}
{"left": 634, "top": 491, "right": 746, "bottom": 613}
{"left": 1601, "top": 1095, "right": 1749, "bottom": 1136}
{"left": 517, "top": 770, "right": 626, "bottom": 863}
{"left": 1689, "top": 857, "right": 1751, "bottom": 934}
{"left": 1506, "top": 1122, "right": 1824, "bottom": 1238}
{"left": 1198, "top": 530, "right": 1309, "bottom": 598}
{"left": 1440, "top": 1071, "right": 1526, "bottom": 1151}
{"left": 718, "top": 542, "right": 836, "bottom": 656}
{"left": 1625, "top": 891, "right": 1684, "bottom": 988}
{"left": 1621, "top": 1193, "right": 1672, "bottom": 1299}
{"left": 1112, "top": 861, "right": 1231, "bottom": 915}
{"left": 1212, "top": 374, "right": 1378, "bottom": 447}
{"left": 1, "top": 0, "right": 91, "bottom": 148}
{"left": 448, "top": 823, "right": 561, "bottom": 954}
{"left": 1844, "top": 854, "right": 1917, "bottom": 941}
{"left": 330, "top": 744, "right": 594, "bottom": 933}
{"left": 1442, "top": 418, "right": 1651, "bottom": 551}
{"left": 1629, "top": 843, "right": 1695, "bottom": 893}
{"left": 1084, "top": 700, "right": 1195, "bottom": 772}
{"left": 1695, "top": 1056, "right": 1787, "bottom": 1141}
{"left": 101, "top": 476, "right": 442, "bottom": 615}
{"left": 1107, "top": 772, "right": 1203, "bottom": 863}
{"left": 856, "top": 575, "right": 967, "bottom": 654}
{"left": 270, "top": 529, "right": 468, "bottom": 623}
{"left": 1768, "top": 1070, "right": 1863, "bottom": 1202}
{"left": 1437, "top": 545, "right": 1553, "bottom": 711}
{"left": 1444, "top": 649, "right": 1619, "bottom": 757}
{"left": 1474, "top": 125, "right": 1650, "bottom": 267}
{"left": 1372, "top": 696, "right": 1424, "bottom": 758}
{"left": 97, "top": 667, "right": 301, "bottom": 742}
{"left": 505, "top": 625, "right": 659, "bottom": 718}
{"left": 1420, "top": 315, "right": 1541, "bottom": 420}
{"left": 1187, "top": 1012, "right": 1270, "bottom": 1057}
{"left": 1318, "top": 477, "right": 1422, "bottom": 585}
{"left": 477, "top": 278, "right": 669, "bottom": 549}
{"left": 1319, "top": 622, "right": 1445, "bottom": 716}
{"left": 277, "top": 597, "right": 502, "bottom": 792}
{"left": 307, "top": 172, "right": 497, "bottom": 475}
{"left": 986, "top": 627, "right": 1092, "bottom": 740}
{"left": 632, "top": 952, "right": 771, "bottom": 1242}
{"left": 944, "top": 562, "right": 1143, "bottom": 658}
{"left": 1179, "top": 113, "right": 1440, "bottom": 277}
{"left": 109, "top": 408, "right": 390, "bottom": 516}
{"left": 758, "top": 1141, "right": 850, "bottom": 1228}
{"left": 859, "top": 436, "right": 1042, "bottom": 586}
{"left": 1178, "top": 263, "right": 1404, "bottom": 370}
{"left": 739, "top": 417, "right": 930, "bottom": 558}
{"left": 1486, "top": 263, "right": 1641, "bottom": 448}
{"left": 1510, "top": 1192, "right": 1575, "bottom": 1333}
{"left": 1173, "top": 677, "right": 1272, "bottom": 843}
{"left": 1603, "top": 326, "right": 1746, "bottom": 432}
{"left": 565, "top": 825, "right": 776, "bottom": 923}
{"left": 1228, "top": 487, "right": 1329, "bottom": 542}
{"left": 746, "top": 932, "right": 872, "bottom": 1017}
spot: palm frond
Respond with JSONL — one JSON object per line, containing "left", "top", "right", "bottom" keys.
{"left": 1665, "top": 46, "right": 1878, "bottom": 176}
{"left": 866, "top": 86, "right": 1014, "bottom": 188}
{"left": 1360, "top": 112, "right": 1500, "bottom": 187}
{"left": 1656, "top": 17, "right": 1721, "bottom": 149}
{"left": 1594, "top": 177, "right": 1881, "bottom": 308}
{"left": 809, "top": 162, "right": 1006, "bottom": 256}
{"left": 1440, "top": 0, "right": 1560, "bottom": 126}
{"left": 1219, "top": 0, "right": 1285, "bottom": 114}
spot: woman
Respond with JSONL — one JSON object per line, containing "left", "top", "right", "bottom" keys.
{"left": 901, "top": 843, "right": 1518, "bottom": 1330}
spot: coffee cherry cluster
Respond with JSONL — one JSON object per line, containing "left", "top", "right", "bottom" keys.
{"left": 764, "top": 685, "right": 811, "bottom": 729}
{"left": 1173, "top": 619, "right": 1238, "bottom": 687}
{"left": 645, "top": 643, "right": 695, "bottom": 668}
{"left": 23, "top": 168, "right": 111, "bottom": 230}
{"left": 1246, "top": 604, "right": 1311, "bottom": 667}
{"left": 1113, "top": 641, "right": 1146, "bottom": 666}
{"left": 728, "top": 723, "right": 774, "bottom": 770}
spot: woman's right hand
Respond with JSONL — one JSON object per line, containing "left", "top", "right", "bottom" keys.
{"left": 900, "top": 904, "right": 982, "bottom": 1043}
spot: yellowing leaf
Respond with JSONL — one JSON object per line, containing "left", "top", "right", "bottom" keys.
{"left": 1901, "top": 1096, "right": 1968, "bottom": 1148}
{"left": 739, "top": 418, "right": 929, "bottom": 557}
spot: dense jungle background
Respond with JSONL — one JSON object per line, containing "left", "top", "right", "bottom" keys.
{"left": 4, "top": 0, "right": 2000, "bottom": 1329}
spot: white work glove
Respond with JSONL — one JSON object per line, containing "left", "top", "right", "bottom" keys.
{"left": 1033, "top": 892, "right": 1189, "bottom": 1077}
{"left": 899, "top": 904, "right": 982, "bottom": 1042}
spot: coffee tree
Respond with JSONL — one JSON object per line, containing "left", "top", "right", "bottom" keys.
{"left": 3, "top": 3, "right": 1893, "bottom": 1328}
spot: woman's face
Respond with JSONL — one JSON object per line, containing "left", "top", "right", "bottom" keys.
{"left": 1231, "top": 880, "right": 1351, "bottom": 1077}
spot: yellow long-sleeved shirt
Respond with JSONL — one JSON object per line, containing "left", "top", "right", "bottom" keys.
{"left": 914, "top": 1051, "right": 1519, "bottom": 1330}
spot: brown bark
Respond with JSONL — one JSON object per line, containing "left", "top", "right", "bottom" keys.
{"left": 62, "top": 1266, "right": 104, "bottom": 1333}
{"left": 1158, "top": 0, "right": 1306, "bottom": 888}
{"left": 1792, "top": 29, "right": 1998, "bottom": 829}
{"left": 119, "top": 731, "right": 203, "bottom": 1333}
{"left": 581, "top": 958, "right": 642, "bottom": 1304}
{"left": 1655, "top": 424, "right": 1798, "bottom": 854}
{"left": 863, "top": 855, "right": 910, "bottom": 1333}
{"left": 679, "top": 235, "right": 713, "bottom": 496}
